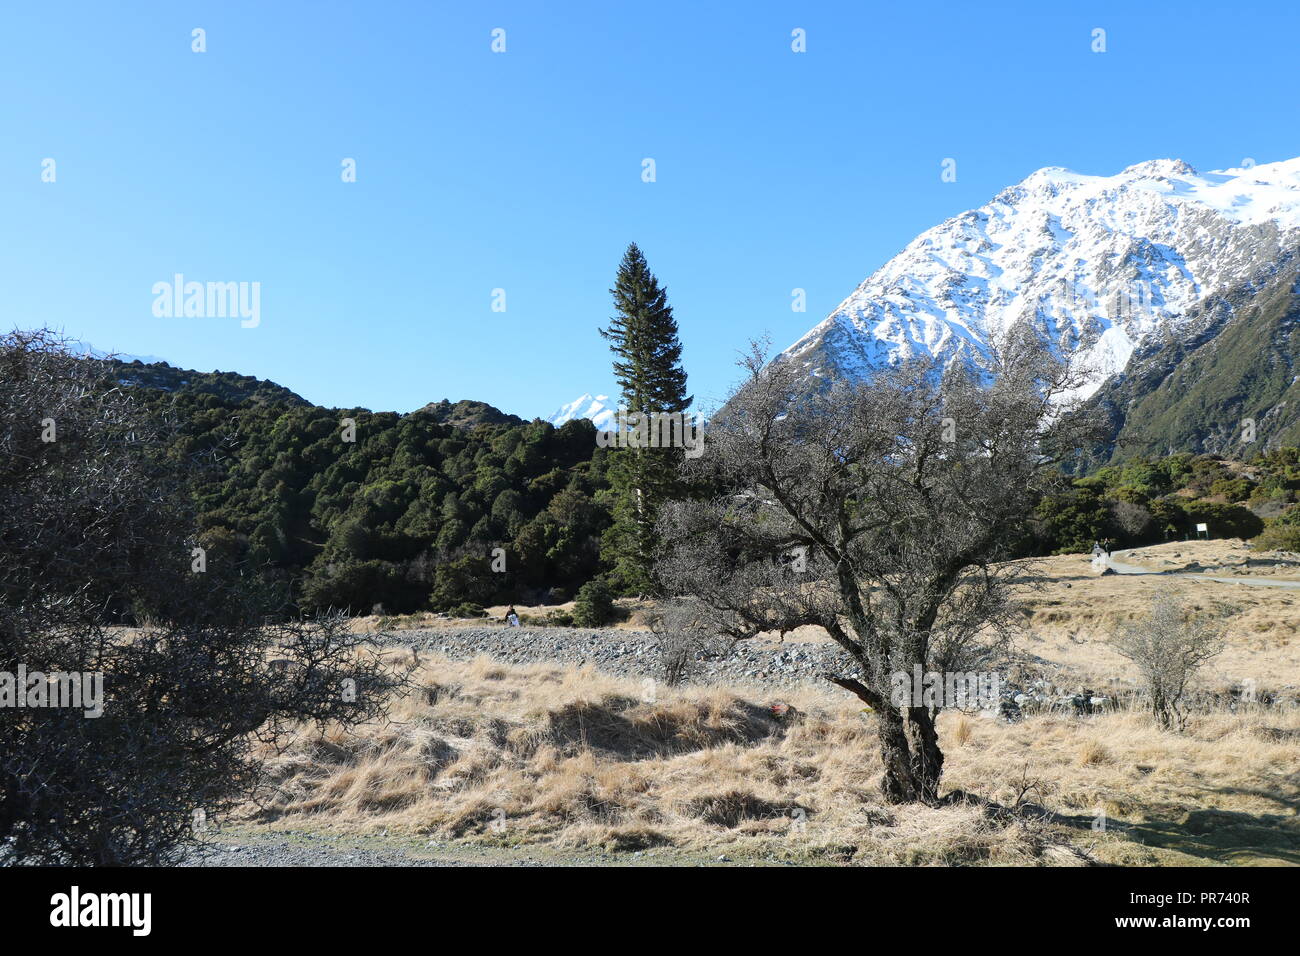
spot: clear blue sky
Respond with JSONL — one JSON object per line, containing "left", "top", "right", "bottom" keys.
{"left": 3, "top": 1, "right": 1297, "bottom": 418}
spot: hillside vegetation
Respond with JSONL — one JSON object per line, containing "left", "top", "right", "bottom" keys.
{"left": 1083, "top": 261, "right": 1300, "bottom": 460}
{"left": 114, "top": 360, "right": 613, "bottom": 616}
{"left": 1034, "top": 449, "right": 1300, "bottom": 553}
{"left": 102, "top": 357, "right": 1300, "bottom": 617}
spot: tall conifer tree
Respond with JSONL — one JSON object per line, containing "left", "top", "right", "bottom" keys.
{"left": 598, "top": 243, "right": 691, "bottom": 594}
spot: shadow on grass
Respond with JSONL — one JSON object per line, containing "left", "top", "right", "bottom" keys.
{"left": 951, "top": 767, "right": 1300, "bottom": 865}
{"left": 1053, "top": 781, "right": 1300, "bottom": 865}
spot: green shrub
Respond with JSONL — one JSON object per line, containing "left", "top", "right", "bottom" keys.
{"left": 1033, "top": 488, "right": 1109, "bottom": 554}
{"left": 1177, "top": 500, "right": 1264, "bottom": 540}
{"left": 300, "top": 558, "right": 426, "bottom": 614}
{"left": 1209, "top": 477, "right": 1254, "bottom": 502}
{"left": 521, "top": 610, "right": 575, "bottom": 627}
{"left": 1252, "top": 508, "right": 1300, "bottom": 551}
{"left": 429, "top": 554, "right": 500, "bottom": 611}
{"left": 572, "top": 578, "right": 616, "bottom": 627}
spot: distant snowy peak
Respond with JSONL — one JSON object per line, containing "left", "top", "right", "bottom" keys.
{"left": 68, "top": 341, "right": 168, "bottom": 366}
{"left": 781, "top": 156, "right": 1300, "bottom": 402}
{"left": 547, "top": 393, "right": 617, "bottom": 430}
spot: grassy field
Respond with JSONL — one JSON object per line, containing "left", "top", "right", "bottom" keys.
{"left": 240, "top": 653, "right": 1299, "bottom": 866}
{"left": 1011, "top": 543, "right": 1300, "bottom": 693}
{"left": 355, "top": 540, "right": 1300, "bottom": 700}
{"left": 236, "top": 540, "right": 1300, "bottom": 866}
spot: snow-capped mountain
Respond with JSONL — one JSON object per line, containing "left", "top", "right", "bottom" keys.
{"left": 68, "top": 340, "right": 168, "bottom": 365}
{"left": 547, "top": 393, "right": 617, "bottom": 430}
{"left": 781, "top": 157, "right": 1300, "bottom": 402}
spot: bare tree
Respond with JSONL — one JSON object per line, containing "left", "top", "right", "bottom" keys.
{"left": 0, "top": 330, "right": 408, "bottom": 865}
{"left": 1111, "top": 590, "right": 1224, "bottom": 731}
{"left": 1111, "top": 499, "right": 1154, "bottom": 539}
{"left": 656, "top": 330, "right": 1100, "bottom": 804}
{"left": 646, "top": 599, "right": 728, "bottom": 686}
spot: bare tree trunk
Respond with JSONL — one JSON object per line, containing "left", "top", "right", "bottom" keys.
{"left": 876, "top": 708, "right": 916, "bottom": 803}
{"left": 829, "top": 675, "right": 945, "bottom": 804}
{"left": 905, "top": 707, "right": 944, "bottom": 805}
{"left": 875, "top": 707, "right": 944, "bottom": 805}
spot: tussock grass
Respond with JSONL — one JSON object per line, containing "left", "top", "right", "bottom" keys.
{"left": 243, "top": 652, "right": 1300, "bottom": 865}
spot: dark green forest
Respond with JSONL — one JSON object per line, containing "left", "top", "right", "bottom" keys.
{"left": 111, "top": 359, "right": 614, "bottom": 617}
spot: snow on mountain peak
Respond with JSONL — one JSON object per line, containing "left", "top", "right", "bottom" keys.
{"left": 1118, "top": 157, "right": 1197, "bottom": 179}
{"left": 781, "top": 155, "right": 1300, "bottom": 402}
{"left": 68, "top": 340, "right": 168, "bottom": 366}
{"left": 547, "top": 393, "right": 617, "bottom": 430}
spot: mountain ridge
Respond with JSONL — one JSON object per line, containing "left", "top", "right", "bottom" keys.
{"left": 779, "top": 156, "right": 1300, "bottom": 407}
{"left": 95, "top": 355, "right": 526, "bottom": 430}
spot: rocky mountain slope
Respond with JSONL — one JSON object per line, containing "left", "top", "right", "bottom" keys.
{"left": 780, "top": 157, "right": 1300, "bottom": 414}
{"left": 1082, "top": 256, "right": 1300, "bottom": 462}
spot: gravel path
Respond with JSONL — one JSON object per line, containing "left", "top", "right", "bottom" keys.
{"left": 180, "top": 829, "right": 756, "bottom": 867}
{"left": 182, "top": 832, "right": 463, "bottom": 866}
{"left": 1107, "top": 548, "right": 1300, "bottom": 589}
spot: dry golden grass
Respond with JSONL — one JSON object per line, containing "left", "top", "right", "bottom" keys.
{"left": 346, "top": 598, "right": 660, "bottom": 634}
{"left": 1119, "top": 539, "right": 1300, "bottom": 578}
{"left": 241, "top": 652, "right": 1300, "bottom": 866}
{"left": 1008, "top": 544, "right": 1300, "bottom": 694}
{"left": 664, "top": 540, "right": 1300, "bottom": 693}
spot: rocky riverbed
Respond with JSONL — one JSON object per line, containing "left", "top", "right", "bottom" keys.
{"left": 370, "top": 625, "right": 1181, "bottom": 719}
{"left": 383, "top": 624, "right": 848, "bottom": 686}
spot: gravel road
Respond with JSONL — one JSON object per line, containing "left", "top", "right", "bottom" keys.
{"left": 180, "top": 829, "right": 761, "bottom": 867}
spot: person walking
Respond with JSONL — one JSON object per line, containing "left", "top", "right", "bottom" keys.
{"left": 504, "top": 605, "right": 520, "bottom": 627}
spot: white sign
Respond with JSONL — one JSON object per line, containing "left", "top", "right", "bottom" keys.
{"left": 1196, "top": 523, "right": 1208, "bottom": 533}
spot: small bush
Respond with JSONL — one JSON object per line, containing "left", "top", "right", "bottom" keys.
{"left": 1210, "top": 477, "right": 1254, "bottom": 502}
{"left": 646, "top": 600, "right": 724, "bottom": 686}
{"left": 572, "top": 578, "right": 616, "bottom": 627}
{"left": 1111, "top": 592, "right": 1224, "bottom": 731}
{"left": 1252, "top": 516, "right": 1300, "bottom": 552}
{"left": 520, "top": 610, "right": 574, "bottom": 627}
{"left": 448, "top": 602, "right": 486, "bottom": 619}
